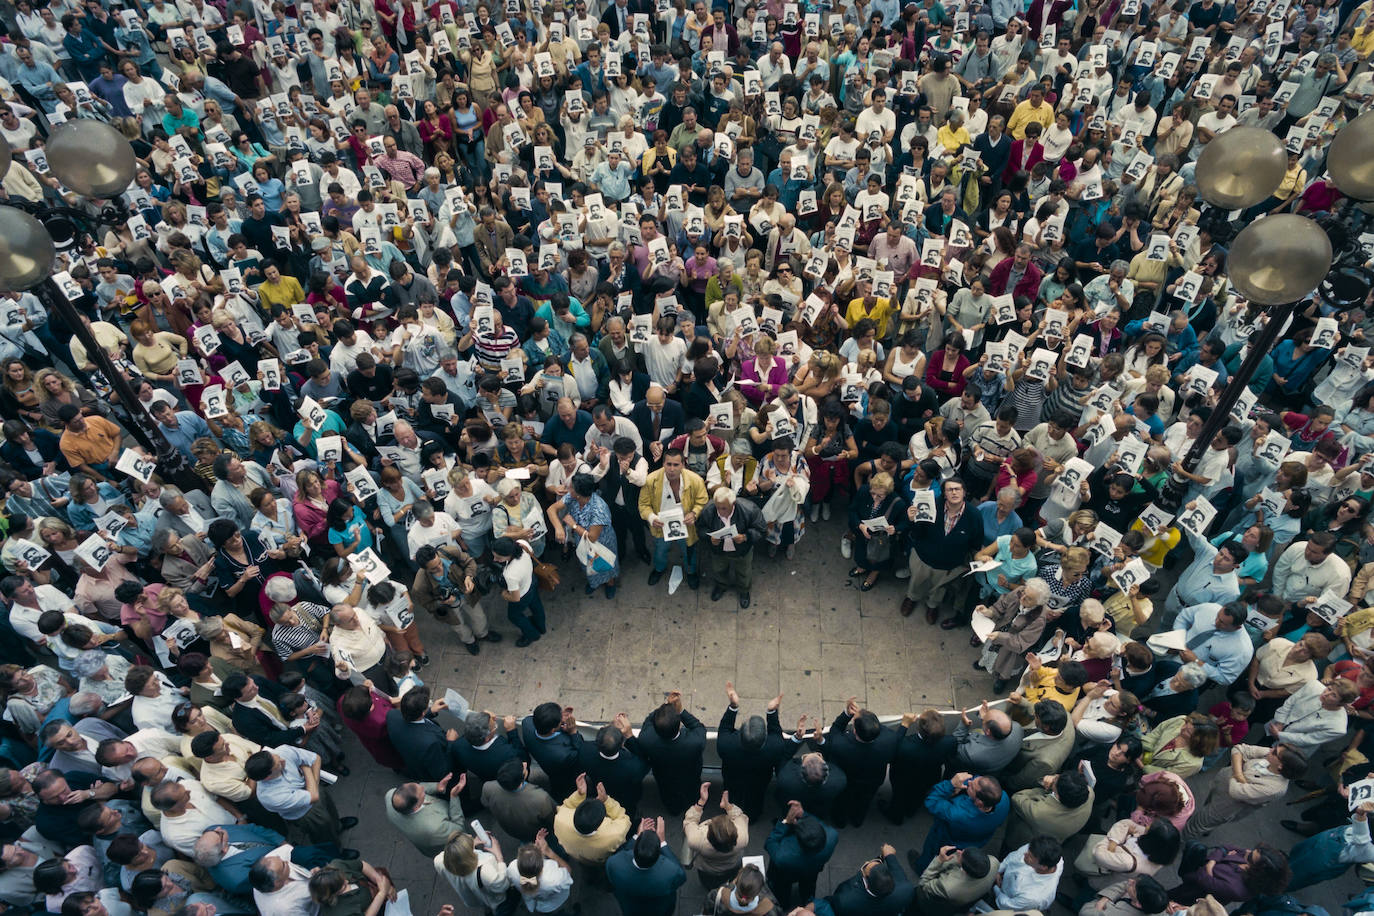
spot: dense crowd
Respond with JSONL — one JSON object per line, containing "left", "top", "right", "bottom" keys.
{"left": 0, "top": 0, "right": 1373, "bottom": 911}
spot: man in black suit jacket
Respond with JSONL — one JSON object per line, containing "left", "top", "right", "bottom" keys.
{"left": 826, "top": 845, "right": 914, "bottom": 916}
{"left": 629, "top": 386, "right": 685, "bottom": 466}
{"left": 384, "top": 688, "right": 456, "bottom": 782}
{"left": 223, "top": 673, "right": 307, "bottom": 749}
{"left": 519, "top": 701, "right": 584, "bottom": 801}
{"left": 595, "top": 437, "right": 652, "bottom": 564}
{"left": 765, "top": 802, "right": 839, "bottom": 909}
{"left": 883, "top": 710, "right": 956, "bottom": 824}
{"left": 452, "top": 709, "right": 526, "bottom": 785}
{"left": 716, "top": 683, "right": 795, "bottom": 821}
{"left": 580, "top": 716, "right": 651, "bottom": 821}
{"left": 635, "top": 691, "right": 706, "bottom": 815}
{"left": 599, "top": 0, "right": 636, "bottom": 38}
{"left": 824, "top": 698, "right": 901, "bottom": 827}
{"left": 605, "top": 819, "right": 687, "bottom": 916}
{"left": 775, "top": 736, "right": 847, "bottom": 822}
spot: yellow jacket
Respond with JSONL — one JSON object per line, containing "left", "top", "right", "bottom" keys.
{"left": 638, "top": 467, "right": 708, "bottom": 545}
{"left": 553, "top": 790, "right": 631, "bottom": 865}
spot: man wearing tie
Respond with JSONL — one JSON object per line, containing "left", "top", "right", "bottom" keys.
{"left": 1167, "top": 601, "right": 1254, "bottom": 686}
{"left": 601, "top": 0, "right": 632, "bottom": 37}
{"left": 629, "top": 385, "right": 685, "bottom": 468}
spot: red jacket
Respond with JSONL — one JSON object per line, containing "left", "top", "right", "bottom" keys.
{"left": 1002, "top": 139, "right": 1045, "bottom": 184}
{"left": 988, "top": 257, "right": 1044, "bottom": 301}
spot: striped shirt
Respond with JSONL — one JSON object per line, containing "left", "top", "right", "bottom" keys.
{"left": 473, "top": 326, "right": 521, "bottom": 368}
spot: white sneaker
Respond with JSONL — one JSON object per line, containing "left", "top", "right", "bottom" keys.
{"left": 810, "top": 503, "right": 820, "bottom": 522}
{"left": 895, "top": 567, "right": 910, "bottom": 580}
{"left": 840, "top": 536, "right": 853, "bottom": 559}
{"left": 822, "top": 503, "right": 832, "bottom": 520}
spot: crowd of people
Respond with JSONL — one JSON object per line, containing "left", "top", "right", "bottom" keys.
{"left": 1, "top": 0, "right": 1374, "bottom": 910}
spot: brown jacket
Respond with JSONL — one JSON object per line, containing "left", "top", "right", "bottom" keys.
{"left": 410, "top": 544, "right": 479, "bottom": 616}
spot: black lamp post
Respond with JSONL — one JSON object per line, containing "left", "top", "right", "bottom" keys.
{"left": 0, "top": 121, "right": 200, "bottom": 490}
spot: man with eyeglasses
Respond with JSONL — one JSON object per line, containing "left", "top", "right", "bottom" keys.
{"left": 825, "top": 842, "right": 913, "bottom": 915}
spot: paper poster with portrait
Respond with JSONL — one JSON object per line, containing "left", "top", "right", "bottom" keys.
{"left": 346, "top": 466, "right": 379, "bottom": 502}
{"left": 1177, "top": 496, "right": 1218, "bottom": 541}
{"left": 506, "top": 247, "right": 528, "bottom": 278}
{"left": 1136, "top": 503, "right": 1174, "bottom": 535}
{"left": 315, "top": 435, "right": 344, "bottom": 464}
{"left": 709, "top": 401, "right": 734, "bottom": 432}
{"left": 1312, "top": 316, "right": 1340, "bottom": 350}
{"left": 75, "top": 534, "right": 114, "bottom": 573}
{"left": 500, "top": 356, "right": 525, "bottom": 384}
{"left": 1088, "top": 522, "right": 1122, "bottom": 557}
{"left": 982, "top": 340, "right": 1010, "bottom": 374}
{"left": 742, "top": 70, "right": 763, "bottom": 96}
{"left": 93, "top": 510, "right": 130, "bottom": 539}
{"left": 1256, "top": 429, "right": 1291, "bottom": 465}
{"left": 221, "top": 360, "right": 251, "bottom": 389}
{"left": 948, "top": 219, "right": 973, "bottom": 249}
{"left": 299, "top": 396, "right": 329, "bottom": 431}
{"left": 1114, "top": 435, "right": 1148, "bottom": 475}
{"left": 257, "top": 358, "right": 282, "bottom": 392}
{"left": 1064, "top": 334, "right": 1094, "bottom": 369}
{"left": 116, "top": 449, "right": 158, "bottom": 483}
{"left": 197, "top": 384, "right": 226, "bottom": 420}
{"left": 628, "top": 314, "right": 652, "bottom": 347}
{"left": 348, "top": 547, "right": 391, "bottom": 585}
{"left": 910, "top": 489, "right": 937, "bottom": 525}
{"left": 770, "top": 408, "right": 795, "bottom": 441}
{"left": 1041, "top": 214, "right": 1066, "bottom": 243}
{"left": 1053, "top": 457, "right": 1093, "bottom": 496}
{"left": 1311, "top": 589, "right": 1354, "bottom": 626}
{"left": 1001, "top": 330, "right": 1030, "bottom": 366}
{"left": 1110, "top": 557, "right": 1148, "bottom": 594}
{"left": 921, "top": 238, "right": 945, "bottom": 267}
{"left": 1024, "top": 348, "right": 1058, "bottom": 383}
{"left": 660, "top": 507, "right": 688, "bottom": 542}
{"left": 12, "top": 538, "right": 51, "bottom": 572}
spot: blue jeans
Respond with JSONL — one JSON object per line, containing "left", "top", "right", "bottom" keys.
{"left": 507, "top": 589, "right": 547, "bottom": 641}
{"left": 652, "top": 538, "right": 697, "bottom": 574}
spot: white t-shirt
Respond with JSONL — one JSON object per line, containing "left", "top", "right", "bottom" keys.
{"left": 407, "top": 513, "right": 461, "bottom": 559}
{"left": 855, "top": 106, "right": 896, "bottom": 142}
{"left": 642, "top": 336, "right": 687, "bottom": 389}
{"left": 502, "top": 542, "right": 534, "bottom": 597}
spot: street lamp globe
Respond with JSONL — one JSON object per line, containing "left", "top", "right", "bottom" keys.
{"left": 45, "top": 120, "right": 138, "bottom": 198}
{"left": 0, "top": 206, "right": 56, "bottom": 292}
{"left": 1226, "top": 214, "right": 1333, "bottom": 305}
{"left": 0, "top": 134, "right": 11, "bottom": 183}
{"left": 1193, "top": 127, "right": 1288, "bottom": 209}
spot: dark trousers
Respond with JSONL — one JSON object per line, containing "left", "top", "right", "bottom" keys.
{"left": 507, "top": 589, "right": 547, "bottom": 640}
{"left": 769, "top": 864, "right": 821, "bottom": 910}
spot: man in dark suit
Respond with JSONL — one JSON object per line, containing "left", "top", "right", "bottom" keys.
{"left": 519, "top": 701, "right": 584, "bottom": 802}
{"left": 765, "top": 802, "right": 839, "bottom": 909}
{"left": 775, "top": 736, "right": 847, "bottom": 822}
{"left": 384, "top": 688, "right": 456, "bottom": 782}
{"left": 716, "top": 683, "right": 795, "bottom": 821}
{"left": 883, "top": 710, "right": 956, "bottom": 824}
{"left": 581, "top": 716, "right": 651, "bottom": 821}
{"left": 223, "top": 673, "right": 308, "bottom": 750}
{"left": 452, "top": 709, "right": 526, "bottom": 787}
{"left": 596, "top": 436, "right": 651, "bottom": 564}
{"left": 629, "top": 385, "right": 685, "bottom": 466}
{"left": 599, "top": 0, "right": 635, "bottom": 38}
{"left": 605, "top": 818, "right": 687, "bottom": 916}
{"left": 635, "top": 691, "right": 706, "bottom": 815}
{"left": 196, "top": 823, "right": 289, "bottom": 895}
{"left": 826, "top": 844, "right": 914, "bottom": 916}
{"left": 824, "top": 698, "right": 901, "bottom": 827}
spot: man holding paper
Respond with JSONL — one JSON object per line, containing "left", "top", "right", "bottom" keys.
{"left": 697, "top": 488, "right": 765, "bottom": 608}
{"left": 1166, "top": 601, "right": 1253, "bottom": 687}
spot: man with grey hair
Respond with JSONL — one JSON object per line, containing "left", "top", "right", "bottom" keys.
{"left": 759, "top": 40, "right": 791, "bottom": 88}
{"left": 453, "top": 709, "right": 523, "bottom": 795}
{"left": 725, "top": 148, "right": 764, "bottom": 209}
{"left": 696, "top": 487, "right": 766, "bottom": 608}
{"left": 776, "top": 749, "right": 847, "bottom": 822}
{"left": 1083, "top": 259, "right": 1134, "bottom": 316}
{"left": 153, "top": 485, "right": 216, "bottom": 540}
{"left": 716, "top": 682, "right": 793, "bottom": 820}
{"left": 406, "top": 500, "right": 463, "bottom": 560}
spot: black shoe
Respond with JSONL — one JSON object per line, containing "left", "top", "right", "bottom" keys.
{"left": 687, "top": 573, "right": 700, "bottom": 589}
{"left": 739, "top": 592, "right": 751, "bottom": 608}
{"left": 711, "top": 585, "right": 726, "bottom": 601}
{"left": 338, "top": 848, "right": 361, "bottom": 860}
{"left": 484, "top": 631, "right": 503, "bottom": 642}
{"left": 636, "top": 549, "right": 652, "bottom": 564}
{"left": 417, "top": 654, "right": 430, "bottom": 666}
{"left": 906, "top": 850, "right": 922, "bottom": 872}
{"left": 516, "top": 636, "right": 534, "bottom": 647}
{"left": 334, "top": 765, "right": 350, "bottom": 777}
{"left": 993, "top": 679, "right": 1009, "bottom": 693}
{"left": 1282, "top": 819, "right": 1321, "bottom": 836}
{"left": 338, "top": 817, "right": 359, "bottom": 831}
{"left": 648, "top": 569, "right": 664, "bottom": 586}
{"left": 880, "top": 804, "right": 903, "bottom": 825}
{"left": 464, "top": 641, "right": 480, "bottom": 655}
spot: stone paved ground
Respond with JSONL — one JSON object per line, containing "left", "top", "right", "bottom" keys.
{"left": 328, "top": 516, "right": 1365, "bottom": 915}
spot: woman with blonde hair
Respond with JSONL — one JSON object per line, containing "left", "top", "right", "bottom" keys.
{"left": 793, "top": 350, "right": 843, "bottom": 401}
{"left": 34, "top": 369, "right": 104, "bottom": 428}
{"left": 436, "top": 831, "right": 511, "bottom": 910}
{"left": 444, "top": 465, "right": 499, "bottom": 559}
{"left": 128, "top": 319, "right": 189, "bottom": 385}
{"left": 37, "top": 517, "right": 81, "bottom": 565}
{"left": 0, "top": 361, "right": 42, "bottom": 426}
{"left": 1040, "top": 546, "right": 1095, "bottom": 612}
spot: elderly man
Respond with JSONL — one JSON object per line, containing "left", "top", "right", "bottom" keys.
{"left": 697, "top": 488, "right": 766, "bottom": 608}
{"left": 384, "top": 775, "right": 467, "bottom": 857}
{"left": 327, "top": 605, "right": 394, "bottom": 692}
{"left": 1267, "top": 678, "right": 1357, "bottom": 751}
{"left": 244, "top": 746, "right": 355, "bottom": 846}
{"left": 192, "top": 823, "right": 291, "bottom": 896}
{"left": 758, "top": 41, "right": 792, "bottom": 88}
{"left": 250, "top": 845, "right": 378, "bottom": 916}
{"left": 147, "top": 778, "right": 242, "bottom": 856}
{"left": 950, "top": 700, "right": 1024, "bottom": 774}
{"left": 1083, "top": 260, "right": 1135, "bottom": 316}
{"left": 586, "top": 403, "right": 644, "bottom": 454}
{"left": 775, "top": 750, "right": 847, "bottom": 822}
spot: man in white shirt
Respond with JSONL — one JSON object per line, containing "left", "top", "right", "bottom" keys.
{"left": 641, "top": 320, "right": 687, "bottom": 392}
{"left": 1185, "top": 94, "right": 1238, "bottom": 168}
{"left": 0, "top": 580, "right": 78, "bottom": 648}
{"left": 758, "top": 41, "right": 792, "bottom": 89}
{"left": 250, "top": 846, "right": 320, "bottom": 916}
{"left": 585, "top": 404, "right": 644, "bottom": 454}
{"left": 148, "top": 779, "right": 241, "bottom": 855}
{"left": 407, "top": 503, "right": 463, "bottom": 559}
{"left": 1272, "top": 533, "right": 1352, "bottom": 603}
{"left": 855, "top": 91, "right": 897, "bottom": 145}
{"left": 994, "top": 837, "right": 1064, "bottom": 911}
{"left": 1268, "top": 678, "right": 1356, "bottom": 750}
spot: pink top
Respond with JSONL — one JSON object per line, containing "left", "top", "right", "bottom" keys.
{"left": 741, "top": 355, "right": 789, "bottom": 405}
{"left": 339, "top": 688, "right": 406, "bottom": 769}
{"left": 293, "top": 479, "right": 341, "bottom": 539}
{"left": 120, "top": 582, "right": 167, "bottom": 630}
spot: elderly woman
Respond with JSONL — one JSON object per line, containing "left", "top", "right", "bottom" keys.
{"left": 975, "top": 577, "right": 1057, "bottom": 693}
{"left": 70, "top": 650, "right": 132, "bottom": 706}
{"left": 1078, "top": 818, "right": 1181, "bottom": 888}
{"left": 492, "top": 477, "right": 546, "bottom": 557}
{"left": 0, "top": 663, "right": 69, "bottom": 736}
{"left": 209, "top": 518, "right": 281, "bottom": 610}
{"left": 444, "top": 466, "right": 498, "bottom": 558}
{"left": 194, "top": 614, "right": 266, "bottom": 675}
{"left": 1072, "top": 683, "right": 1144, "bottom": 748}
{"left": 1143, "top": 661, "right": 1210, "bottom": 722}
{"left": 847, "top": 472, "right": 907, "bottom": 591}
{"left": 1142, "top": 712, "right": 1221, "bottom": 778}
{"left": 437, "top": 831, "right": 512, "bottom": 912}
{"left": 548, "top": 473, "right": 619, "bottom": 599}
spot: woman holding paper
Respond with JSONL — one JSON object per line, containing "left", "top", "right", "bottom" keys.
{"left": 548, "top": 473, "right": 619, "bottom": 599}
{"left": 845, "top": 472, "right": 907, "bottom": 591}
{"left": 975, "top": 577, "right": 1055, "bottom": 693}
